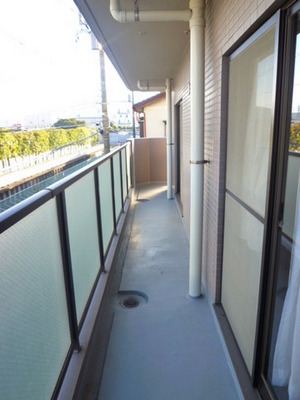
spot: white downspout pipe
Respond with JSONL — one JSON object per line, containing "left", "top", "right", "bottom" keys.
{"left": 189, "top": 0, "right": 205, "bottom": 297}
{"left": 166, "top": 78, "right": 173, "bottom": 199}
{"left": 110, "top": 0, "right": 191, "bottom": 23}
{"left": 137, "top": 80, "right": 166, "bottom": 91}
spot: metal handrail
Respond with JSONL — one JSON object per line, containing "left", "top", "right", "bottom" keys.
{"left": 0, "top": 143, "right": 129, "bottom": 234}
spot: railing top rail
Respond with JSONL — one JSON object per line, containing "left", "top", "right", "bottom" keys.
{"left": 0, "top": 189, "right": 52, "bottom": 234}
{"left": 48, "top": 143, "right": 127, "bottom": 195}
{"left": 288, "top": 150, "right": 300, "bottom": 157}
{"left": 0, "top": 143, "right": 130, "bottom": 234}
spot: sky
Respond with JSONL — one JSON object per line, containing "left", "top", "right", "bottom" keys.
{"left": 0, "top": 0, "right": 154, "bottom": 128}
{"left": 2, "top": 0, "right": 299, "bottom": 128}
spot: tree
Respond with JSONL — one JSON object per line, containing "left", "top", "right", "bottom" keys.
{"left": 67, "top": 127, "right": 90, "bottom": 143}
{"left": 52, "top": 118, "right": 86, "bottom": 128}
{"left": 33, "top": 130, "right": 50, "bottom": 154}
{"left": 0, "top": 132, "right": 20, "bottom": 159}
{"left": 109, "top": 121, "right": 118, "bottom": 132}
{"left": 19, "top": 131, "right": 35, "bottom": 156}
{"left": 49, "top": 129, "right": 69, "bottom": 148}
{"left": 289, "top": 123, "right": 300, "bottom": 152}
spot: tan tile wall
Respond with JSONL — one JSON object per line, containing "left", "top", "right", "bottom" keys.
{"left": 134, "top": 138, "right": 167, "bottom": 185}
{"left": 173, "top": 0, "right": 283, "bottom": 302}
{"left": 173, "top": 45, "right": 191, "bottom": 232}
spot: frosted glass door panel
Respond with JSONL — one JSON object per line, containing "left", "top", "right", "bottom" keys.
{"left": 0, "top": 199, "right": 70, "bottom": 400}
{"left": 222, "top": 194, "right": 264, "bottom": 373}
{"left": 226, "top": 27, "right": 276, "bottom": 217}
{"left": 113, "top": 154, "right": 122, "bottom": 219}
{"left": 65, "top": 173, "right": 100, "bottom": 321}
{"left": 98, "top": 161, "right": 114, "bottom": 253}
{"left": 121, "top": 148, "right": 127, "bottom": 202}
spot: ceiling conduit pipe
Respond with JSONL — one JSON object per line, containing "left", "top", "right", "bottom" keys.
{"left": 110, "top": 0, "right": 191, "bottom": 23}
{"left": 189, "top": 0, "right": 205, "bottom": 298}
{"left": 137, "top": 80, "right": 166, "bottom": 92}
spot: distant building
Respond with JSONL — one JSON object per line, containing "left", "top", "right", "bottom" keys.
{"left": 108, "top": 100, "right": 133, "bottom": 127}
{"left": 133, "top": 93, "right": 166, "bottom": 138}
{"left": 292, "top": 112, "right": 300, "bottom": 123}
{"left": 11, "top": 123, "right": 22, "bottom": 131}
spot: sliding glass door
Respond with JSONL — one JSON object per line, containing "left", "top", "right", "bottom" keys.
{"left": 222, "top": 4, "right": 300, "bottom": 400}
{"left": 258, "top": 5, "right": 300, "bottom": 400}
{"left": 222, "top": 17, "right": 279, "bottom": 376}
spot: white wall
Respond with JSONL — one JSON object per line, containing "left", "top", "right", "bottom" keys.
{"left": 144, "top": 97, "right": 166, "bottom": 138}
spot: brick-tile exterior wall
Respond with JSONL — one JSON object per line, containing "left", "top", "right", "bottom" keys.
{"left": 173, "top": 0, "right": 282, "bottom": 302}
{"left": 173, "top": 44, "right": 191, "bottom": 233}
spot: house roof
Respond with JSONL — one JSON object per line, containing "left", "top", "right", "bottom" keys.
{"left": 74, "top": 0, "right": 190, "bottom": 91}
{"left": 133, "top": 92, "right": 166, "bottom": 112}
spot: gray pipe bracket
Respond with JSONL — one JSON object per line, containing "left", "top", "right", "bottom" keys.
{"left": 190, "top": 160, "right": 210, "bottom": 165}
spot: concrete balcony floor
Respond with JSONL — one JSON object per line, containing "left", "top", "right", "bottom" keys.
{"left": 94, "top": 183, "right": 243, "bottom": 400}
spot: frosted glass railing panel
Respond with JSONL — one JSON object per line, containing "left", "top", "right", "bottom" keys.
{"left": 0, "top": 199, "right": 70, "bottom": 400}
{"left": 222, "top": 193, "right": 263, "bottom": 373}
{"left": 98, "top": 161, "right": 114, "bottom": 254}
{"left": 65, "top": 172, "right": 100, "bottom": 322}
{"left": 121, "top": 148, "right": 127, "bottom": 202}
{"left": 113, "top": 154, "right": 122, "bottom": 219}
{"left": 126, "top": 145, "right": 131, "bottom": 190}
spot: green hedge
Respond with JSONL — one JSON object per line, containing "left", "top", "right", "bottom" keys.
{"left": 0, "top": 127, "right": 97, "bottom": 161}
{"left": 290, "top": 122, "right": 300, "bottom": 152}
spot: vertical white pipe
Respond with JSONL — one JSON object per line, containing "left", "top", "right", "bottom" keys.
{"left": 166, "top": 78, "right": 173, "bottom": 199}
{"left": 189, "top": 0, "right": 205, "bottom": 297}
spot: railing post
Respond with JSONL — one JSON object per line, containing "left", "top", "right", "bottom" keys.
{"left": 125, "top": 146, "right": 129, "bottom": 194}
{"left": 119, "top": 150, "right": 124, "bottom": 211}
{"left": 110, "top": 156, "right": 117, "bottom": 233}
{"left": 56, "top": 192, "right": 80, "bottom": 351}
{"left": 94, "top": 168, "right": 105, "bottom": 272}
{"left": 132, "top": 139, "right": 136, "bottom": 189}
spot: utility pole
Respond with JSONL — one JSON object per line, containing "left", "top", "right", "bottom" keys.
{"left": 99, "top": 47, "right": 110, "bottom": 154}
{"left": 91, "top": 32, "right": 110, "bottom": 154}
{"left": 78, "top": 17, "right": 111, "bottom": 154}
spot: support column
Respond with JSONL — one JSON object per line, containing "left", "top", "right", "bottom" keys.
{"left": 166, "top": 78, "right": 173, "bottom": 199}
{"left": 189, "top": 0, "right": 205, "bottom": 297}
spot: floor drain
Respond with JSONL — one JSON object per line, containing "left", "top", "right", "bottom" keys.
{"left": 136, "top": 198, "right": 149, "bottom": 202}
{"left": 118, "top": 290, "right": 148, "bottom": 309}
{"left": 121, "top": 297, "right": 140, "bottom": 308}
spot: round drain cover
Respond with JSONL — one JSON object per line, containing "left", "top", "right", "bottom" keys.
{"left": 121, "top": 297, "right": 140, "bottom": 309}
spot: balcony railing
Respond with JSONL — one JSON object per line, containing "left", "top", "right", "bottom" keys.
{"left": 0, "top": 142, "right": 131, "bottom": 399}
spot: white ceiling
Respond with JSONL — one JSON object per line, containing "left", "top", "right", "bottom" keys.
{"left": 74, "top": 0, "right": 190, "bottom": 90}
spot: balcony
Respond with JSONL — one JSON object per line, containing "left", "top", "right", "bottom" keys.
{"left": 0, "top": 138, "right": 242, "bottom": 399}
